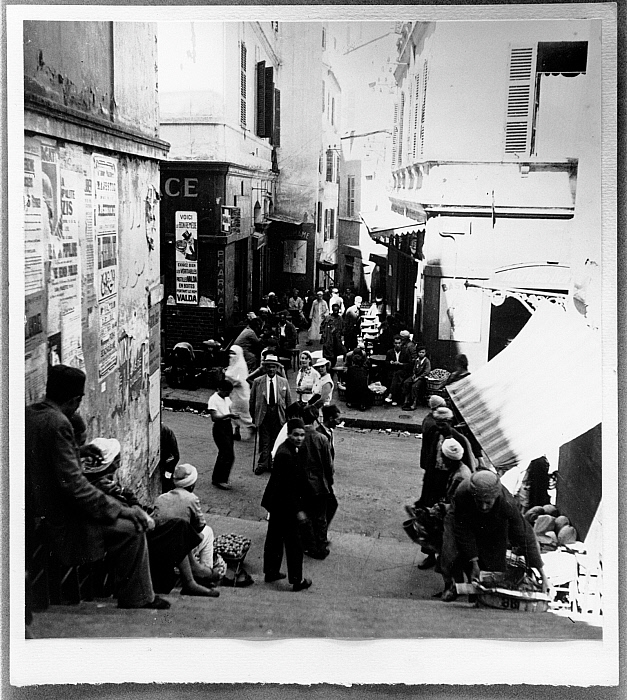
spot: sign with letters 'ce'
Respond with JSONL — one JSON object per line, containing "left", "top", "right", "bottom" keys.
{"left": 175, "top": 211, "right": 198, "bottom": 304}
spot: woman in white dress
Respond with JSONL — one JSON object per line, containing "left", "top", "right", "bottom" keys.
{"left": 308, "top": 290, "right": 329, "bottom": 344}
{"left": 312, "top": 357, "right": 334, "bottom": 408}
{"left": 295, "top": 350, "right": 321, "bottom": 407}
{"left": 224, "top": 345, "right": 254, "bottom": 440}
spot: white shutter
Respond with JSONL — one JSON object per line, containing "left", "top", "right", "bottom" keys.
{"left": 419, "top": 60, "right": 429, "bottom": 157}
{"left": 398, "top": 91, "right": 405, "bottom": 166}
{"left": 392, "top": 101, "right": 399, "bottom": 169}
{"left": 504, "top": 45, "right": 537, "bottom": 155}
{"left": 412, "top": 73, "right": 420, "bottom": 160}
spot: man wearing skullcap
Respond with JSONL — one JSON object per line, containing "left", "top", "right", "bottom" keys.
{"left": 261, "top": 419, "right": 313, "bottom": 591}
{"left": 452, "top": 471, "right": 549, "bottom": 593}
{"left": 415, "top": 406, "right": 472, "bottom": 569}
{"left": 85, "top": 443, "right": 219, "bottom": 598}
{"left": 25, "top": 366, "right": 170, "bottom": 609}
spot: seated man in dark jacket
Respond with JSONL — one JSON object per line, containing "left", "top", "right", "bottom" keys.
{"left": 384, "top": 335, "right": 413, "bottom": 406}
{"left": 25, "top": 365, "right": 169, "bottom": 609}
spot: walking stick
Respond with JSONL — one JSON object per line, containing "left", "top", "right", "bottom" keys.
{"left": 252, "top": 426, "right": 258, "bottom": 472}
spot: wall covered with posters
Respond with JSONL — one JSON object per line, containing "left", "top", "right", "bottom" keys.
{"left": 24, "top": 20, "right": 169, "bottom": 502}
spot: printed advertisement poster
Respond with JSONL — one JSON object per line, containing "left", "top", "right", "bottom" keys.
{"left": 93, "top": 154, "right": 119, "bottom": 379}
{"left": 438, "top": 278, "right": 483, "bottom": 343}
{"left": 148, "top": 303, "right": 161, "bottom": 375}
{"left": 175, "top": 210, "right": 198, "bottom": 304}
{"left": 82, "top": 154, "right": 97, "bottom": 328}
{"left": 24, "top": 139, "right": 45, "bottom": 295}
{"left": 283, "top": 239, "right": 307, "bottom": 274}
{"left": 25, "top": 291, "right": 45, "bottom": 355}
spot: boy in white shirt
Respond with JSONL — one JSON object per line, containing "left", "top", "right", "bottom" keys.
{"left": 207, "top": 379, "right": 239, "bottom": 490}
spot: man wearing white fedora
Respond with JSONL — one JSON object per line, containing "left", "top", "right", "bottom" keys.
{"left": 250, "top": 355, "right": 294, "bottom": 475}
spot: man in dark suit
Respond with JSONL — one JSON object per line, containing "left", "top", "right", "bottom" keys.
{"left": 250, "top": 355, "right": 294, "bottom": 475}
{"left": 261, "top": 418, "right": 313, "bottom": 592}
{"left": 275, "top": 310, "right": 299, "bottom": 366}
{"left": 384, "top": 335, "right": 413, "bottom": 406}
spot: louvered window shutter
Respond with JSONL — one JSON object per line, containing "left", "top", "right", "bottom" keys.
{"left": 398, "top": 92, "right": 405, "bottom": 166}
{"left": 419, "top": 61, "right": 429, "bottom": 157}
{"left": 322, "top": 80, "right": 326, "bottom": 113}
{"left": 317, "top": 201, "right": 322, "bottom": 233}
{"left": 265, "top": 66, "right": 275, "bottom": 142}
{"left": 392, "top": 102, "right": 399, "bottom": 169}
{"left": 504, "top": 45, "right": 537, "bottom": 155}
{"left": 240, "top": 42, "right": 247, "bottom": 127}
{"left": 326, "top": 149, "right": 333, "bottom": 182}
{"left": 412, "top": 73, "right": 420, "bottom": 160}
{"left": 273, "top": 88, "right": 281, "bottom": 147}
{"left": 335, "top": 153, "right": 340, "bottom": 184}
{"left": 330, "top": 209, "right": 335, "bottom": 239}
{"left": 256, "top": 61, "right": 266, "bottom": 137}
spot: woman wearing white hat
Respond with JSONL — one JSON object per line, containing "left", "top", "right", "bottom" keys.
{"left": 311, "top": 357, "right": 334, "bottom": 409}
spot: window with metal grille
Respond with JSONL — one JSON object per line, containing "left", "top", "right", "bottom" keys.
{"left": 240, "top": 42, "right": 247, "bottom": 128}
{"left": 326, "top": 150, "right": 333, "bottom": 182}
{"left": 347, "top": 176, "right": 355, "bottom": 217}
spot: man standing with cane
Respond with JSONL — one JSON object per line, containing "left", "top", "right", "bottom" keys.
{"left": 250, "top": 355, "right": 293, "bottom": 475}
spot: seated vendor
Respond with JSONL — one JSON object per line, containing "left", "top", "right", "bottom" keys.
{"left": 83, "top": 438, "right": 220, "bottom": 598}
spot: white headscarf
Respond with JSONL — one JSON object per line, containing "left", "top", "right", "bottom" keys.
{"left": 225, "top": 344, "right": 249, "bottom": 386}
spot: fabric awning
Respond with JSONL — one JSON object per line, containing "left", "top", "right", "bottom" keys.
{"left": 361, "top": 209, "right": 426, "bottom": 242}
{"left": 317, "top": 260, "right": 338, "bottom": 270}
{"left": 447, "top": 303, "right": 601, "bottom": 470}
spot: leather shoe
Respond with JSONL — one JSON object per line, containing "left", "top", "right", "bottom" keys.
{"left": 304, "top": 548, "right": 329, "bottom": 560}
{"left": 212, "top": 482, "right": 232, "bottom": 490}
{"left": 181, "top": 586, "right": 220, "bottom": 597}
{"left": 442, "top": 587, "right": 458, "bottom": 602}
{"left": 418, "top": 554, "right": 437, "bottom": 570}
{"left": 264, "top": 572, "right": 287, "bottom": 583}
{"left": 292, "top": 577, "right": 312, "bottom": 592}
{"left": 254, "top": 467, "right": 267, "bottom": 475}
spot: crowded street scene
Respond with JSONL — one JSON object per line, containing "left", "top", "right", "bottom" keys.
{"left": 13, "top": 6, "right": 617, "bottom": 688}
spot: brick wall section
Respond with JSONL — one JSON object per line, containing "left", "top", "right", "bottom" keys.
{"left": 165, "top": 306, "right": 217, "bottom": 352}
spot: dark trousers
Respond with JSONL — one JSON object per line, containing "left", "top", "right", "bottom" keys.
{"left": 147, "top": 517, "right": 202, "bottom": 594}
{"left": 263, "top": 510, "right": 303, "bottom": 584}
{"left": 101, "top": 519, "right": 155, "bottom": 607}
{"left": 327, "top": 490, "right": 338, "bottom": 527}
{"left": 258, "top": 407, "right": 282, "bottom": 471}
{"left": 388, "top": 370, "right": 408, "bottom": 402}
{"left": 211, "top": 419, "right": 235, "bottom": 484}
{"left": 402, "top": 377, "right": 427, "bottom": 405}
{"left": 302, "top": 495, "right": 329, "bottom": 554}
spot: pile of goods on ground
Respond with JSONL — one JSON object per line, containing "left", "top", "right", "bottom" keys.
{"left": 524, "top": 504, "right": 577, "bottom": 551}
{"left": 213, "top": 533, "right": 252, "bottom": 561}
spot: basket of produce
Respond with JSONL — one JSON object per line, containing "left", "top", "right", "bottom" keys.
{"left": 475, "top": 587, "right": 551, "bottom": 612}
{"left": 213, "top": 533, "right": 252, "bottom": 564}
{"left": 368, "top": 382, "right": 387, "bottom": 405}
{"left": 426, "top": 368, "right": 450, "bottom": 391}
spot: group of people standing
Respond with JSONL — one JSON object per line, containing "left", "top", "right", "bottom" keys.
{"left": 407, "top": 393, "right": 550, "bottom": 602}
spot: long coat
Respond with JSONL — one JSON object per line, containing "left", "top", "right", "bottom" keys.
{"left": 249, "top": 374, "right": 293, "bottom": 426}
{"left": 25, "top": 401, "right": 123, "bottom": 565}
{"left": 261, "top": 441, "right": 312, "bottom": 515}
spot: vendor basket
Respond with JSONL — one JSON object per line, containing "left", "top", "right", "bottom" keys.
{"left": 213, "top": 534, "right": 252, "bottom": 587}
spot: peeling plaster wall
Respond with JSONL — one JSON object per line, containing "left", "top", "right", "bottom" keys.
{"left": 24, "top": 21, "right": 168, "bottom": 504}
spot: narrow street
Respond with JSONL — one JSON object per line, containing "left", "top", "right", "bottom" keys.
{"left": 30, "top": 411, "right": 602, "bottom": 641}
